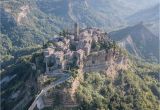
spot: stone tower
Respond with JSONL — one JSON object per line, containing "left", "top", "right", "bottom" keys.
{"left": 74, "top": 22, "right": 79, "bottom": 40}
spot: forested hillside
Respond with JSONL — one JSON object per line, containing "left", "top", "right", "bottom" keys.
{"left": 77, "top": 63, "right": 160, "bottom": 110}
{"left": 0, "top": 0, "right": 66, "bottom": 57}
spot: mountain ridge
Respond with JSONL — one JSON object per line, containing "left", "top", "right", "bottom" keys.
{"left": 126, "top": 4, "right": 159, "bottom": 36}
{"left": 109, "top": 23, "right": 159, "bottom": 62}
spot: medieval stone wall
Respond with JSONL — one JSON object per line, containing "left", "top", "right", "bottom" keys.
{"left": 83, "top": 50, "right": 108, "bottom": 73}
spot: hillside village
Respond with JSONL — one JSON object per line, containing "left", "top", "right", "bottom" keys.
{"left": 44, "top": 23, "right": 126, "bottom": 74}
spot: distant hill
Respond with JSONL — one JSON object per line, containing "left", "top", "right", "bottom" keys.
{"left": 36, "top": 0, "right": 159, "bottom": 31}
{"left": 109, "top": 23, "right": 159, "bottom": 62}
{"left": 126, "top": 4, "right": 159, "bottom": 36}
{"left": 36, "top": 0, "right": 124, "bottom": 30}
{"left": 127, "top": 4, "right": 159, "bottom": 23}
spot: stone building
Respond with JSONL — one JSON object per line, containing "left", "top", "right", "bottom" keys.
{"left": 83, "top": 50, "right": 108, "bottom": 73}
{"left": 85, "top": 50, "right": 107, "bottom": 65}
{"left": 74, "top": 49, "right": 85, "bottom": 68}
{"left": 53, "top": 51, "right": 65, "bottom": 69}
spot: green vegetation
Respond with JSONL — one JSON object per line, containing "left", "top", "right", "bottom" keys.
{"left": 76, "top": 63, "right": 160, "bottom": 110}
{"left": 59, "top": 29, "right": 69, "bottom": 37}
{"left": 0, "top": 0, "right": 67, "bottom": 58}
{"left": 42, "top": 77, "right": 57, "bottom": 86}
{"left": 58, "top": 69, "right": 79, "bottom": 89}
{"left": 91, "top": 39, "right": 117, "bottom": 53}
{"left": 1, "top": 56, "right": 36, "bottom": 110}
{"left": 0, "top": 47, "right": 44, "bottom": 110}
{"left": 70, "top": 43, "right": 77, "bottom": 51}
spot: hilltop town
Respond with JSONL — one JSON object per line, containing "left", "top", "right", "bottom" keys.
{"left": 43, "top": 23, "right": 125, "bottom": 74}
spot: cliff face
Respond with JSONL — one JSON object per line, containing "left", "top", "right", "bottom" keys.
{"left": 62, "top": 69, "right": 83, "bottom": 108}
{"left": 1, "top": 1, "right": 33, "bottom": 25}
{"left": 16, "top": 5, "right": 30, "bottom": 24}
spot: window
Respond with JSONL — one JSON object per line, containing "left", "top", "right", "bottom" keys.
{"left": 92, "top": 60, "right": 95, "bottom": 64}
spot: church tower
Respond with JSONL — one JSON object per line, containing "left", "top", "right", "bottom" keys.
{"left": 74, "top": 22, "right": 79, "bottom": 40}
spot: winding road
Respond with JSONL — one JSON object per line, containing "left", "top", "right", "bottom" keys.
{"left": 28, "top": 73, "right": 71, "bottom": 110}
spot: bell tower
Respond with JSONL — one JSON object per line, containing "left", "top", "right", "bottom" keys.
{"left": 74, "top": 22, "right": 79, "bottom": 40}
